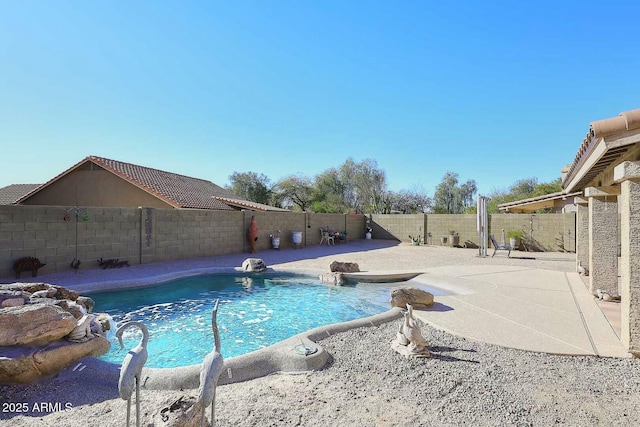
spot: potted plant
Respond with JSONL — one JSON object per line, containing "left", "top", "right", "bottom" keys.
{"left": 365, "top": 225, "right": 372, "bottom": 240}
{"left": 449, "top": 231, "right": 460, "bottom": 247}
{"left": 507, "top": 230, "right": 523, "bottom": 250}
{"left": 269, "top": 230, "right": 281, "bottom": 249}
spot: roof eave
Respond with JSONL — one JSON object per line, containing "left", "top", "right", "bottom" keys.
{"left": 562, "top": 138, "right": 608, "bottom": 193}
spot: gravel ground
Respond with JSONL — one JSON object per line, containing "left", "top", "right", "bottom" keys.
{"left": 3, "top": 319, "right": 639, "bottom": 426}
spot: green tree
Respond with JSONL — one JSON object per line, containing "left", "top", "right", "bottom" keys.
{"left": 226, "top": 172, "right": 273, "bottom": 204}
{"left": 487, "top": 177, "right": 563, "bottom": 213}
{"left": 309, "top": 158, "right": 389, "bottom": 214}
{"left": 312, "top": 168, "right": 346, "bottom": 213}
{"left": 389, "top": 189, "right": 432, "bottom": 213}
{"left": 433, "top": 172, "right": 477, "bottom": 214}
{"left": 274, "top": 175, "right": 313, "bottom": 211}
{"left": 341, "top": 158, "right": 388, "bottom": 213}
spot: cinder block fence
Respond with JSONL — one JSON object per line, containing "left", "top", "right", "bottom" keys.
{"left": 1, "top": 205, "right": 577, "bottom": 279}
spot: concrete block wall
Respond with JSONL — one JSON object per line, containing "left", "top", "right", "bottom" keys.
{"left": 308, "top": 213, "right": 355, "bottom": 245}
{"left": 369, "top": 213, "right": 576, "bottom": 252}
{"left": 490, "top": 213, "right": 576, "bottom": 252}
{"left": 370, "top": 214, "right": 427, "bottom": 243}
{"left": 346, "top": 214, "right": 366, "bottom": 242}
{"left": 153, "top": 209, "right": 244, "bottom": 261}
{"left": 241, "top": 211, "right": 306, "bottom": 251}
{"left": 1, "top": 205, "right": 367, "bottom": 278}
{"left": 0, "top": 205, "right": 141, "bottom": 278}
{"left": 427, "top": 214, "right": 478, "bottom": 247}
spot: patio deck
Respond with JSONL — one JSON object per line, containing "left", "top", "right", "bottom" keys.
{"left": 3, "top": 239, "right": 628, "bottom": 358}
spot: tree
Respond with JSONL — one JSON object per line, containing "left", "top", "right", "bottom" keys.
{"left": 433, "top": 172, "right": 477, "bottom": 214}
{"left": 341, "top": 158, "right": 388, "bottom": 213}
{"left": 275, "top": 175, "right": 314, "bottom": 211}
{"left": 309, "top": 158, "right": 390, "bottom": 214}
{"left": 388, "top": 189, "right": 432, "bottom": 213}
{"left": 487, "top": 177, "right": 563, "bottom": 213}
{"left": 311, "top": 168, "right": 347, "bottom": 213}
{"left": 226, "top": 172, "right": 273, "bottom": 204}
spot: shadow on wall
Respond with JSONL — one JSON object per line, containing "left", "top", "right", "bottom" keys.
{"left": 369, "top": 221, "right": 401, "bottom": 241}
{"left": 520, "top": 232, "right": 546, "bottom": 252}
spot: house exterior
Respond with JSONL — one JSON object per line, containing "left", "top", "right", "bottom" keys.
{"left": 497, "top": 190, "right": 581, "bottom": 213}
{"left": 561, "top": 108, "right": 640, "bottom": 355}
{"left": 14, "top": 156, "right": 287, "bottom": 212}
{"left": 494, "top": 107, "right": 640, "bottom": 354}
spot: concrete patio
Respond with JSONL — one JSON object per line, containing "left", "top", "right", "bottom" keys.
{"left": 4, "top": 239, "right": 628, "bottom": 358}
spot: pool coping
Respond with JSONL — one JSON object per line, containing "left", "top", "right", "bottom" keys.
{"left": 141, "top": 307, "right": 404, "bottom": 390}
{"left": 81, "top": 267, "right": 415, "bottom": 390}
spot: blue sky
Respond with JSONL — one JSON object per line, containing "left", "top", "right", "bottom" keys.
{"left": 1, "top": 1, "right": 638, "bottom": 197}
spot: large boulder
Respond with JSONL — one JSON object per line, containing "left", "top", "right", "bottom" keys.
{"left": 0, "top": 304, "right": 77, "bottom": 346}
{"left": 242, "top": 258, "right": 267, "bottom": 272}
{"left": 0, "top": 289, "right": 30, "bottom": 305}
{"left": 0, "top": 336, "right": 110, "bottom": 384}
{"left": 329, "top": 261, "right": 360, "bottom": 273}
{"left": 0, "top": 283, "right": 79, "bottom": 301}
{"left": 55, "top": 300, "right": 87, "bottom": 319}
{"left": 389, "top": 287, "right": 434, "bottom": 309}
{"left": 1, "top": 298, "right": 25, "bottom": 308}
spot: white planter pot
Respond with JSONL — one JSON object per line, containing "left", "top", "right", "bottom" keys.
{"left": 271, "top": 237, "right": 280, "bottom": 249}
{"left": 291, "top": 231, "right": 303, "bottom": 245}
{"left": 509, "top": 237, "right": 520, "bottom": 249}
{"left": 365, "top": 232, "right": 372, "bottom": 240}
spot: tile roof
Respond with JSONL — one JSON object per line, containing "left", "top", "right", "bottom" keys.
{"left": 497, "top": 191, "right": 582, "bottom": 212}
{"left": 0, "top": 184, "right": 42, "bottom": 205}
{"left": 16, "top": 156, "right": 244, "bottom": 210}
{"left": 562, "top": 108, "right": 640, "bottom": 191}
{"left": 213, "top": 196, "right": 290, "bottom": 212}
{"left": 89, "top": 156, "right": 237, "bottom": 210}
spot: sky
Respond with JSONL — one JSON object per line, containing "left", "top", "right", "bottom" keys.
{"left": 1, "top": 1, "right": 639, "bottom": 198}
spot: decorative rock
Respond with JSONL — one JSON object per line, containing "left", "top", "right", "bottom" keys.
{"left": 389, "top": 287, "right": 434, "bottom": 309}
{"left": 154, "top": 396, "right": 210, "bottom": 427}
{"left": 51, "top": 285, "right": 79, "bottom": 301}
{"left": 319, "top": 272, "right": 345, "bottom": 286}
{"left": 76, "top": 296, "right": 95, "bottom": 313}
{"left": 0, "top": 283, "right": 78, "bottom": 302}
{"left": 242, "top": 258, "right": 267, "bottom": 272}
{"left": 30, "top": 288, "right": 57, "bottom": 299}
{"left": 0, "top": 304, "right": 77, "bottom": 346}
{"left": 0, "top": 336, "right": 110, "bottom": 384}
{"left": 2, "top": 298, "right": 26, "bottom": 308}
{"left": 329, "top": 261, "right": 360, "bottom": 273}
{"left": 0, "top": 289, "right": 30, "bottom": 304}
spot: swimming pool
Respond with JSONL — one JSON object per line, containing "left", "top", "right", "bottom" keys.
{"left": 90, "top": 273, "right": 409, "bottom": 368}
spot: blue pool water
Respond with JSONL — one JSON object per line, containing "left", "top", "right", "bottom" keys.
{"left": 90, "top": 273, "right": 398, "bottom": 368}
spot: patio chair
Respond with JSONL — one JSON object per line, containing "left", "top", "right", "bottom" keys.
{"left": 320, "top": 229, "right": 335, "bottom": 245}
{"left": 489, "top": 234, "right": 511, "bottom": 258}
